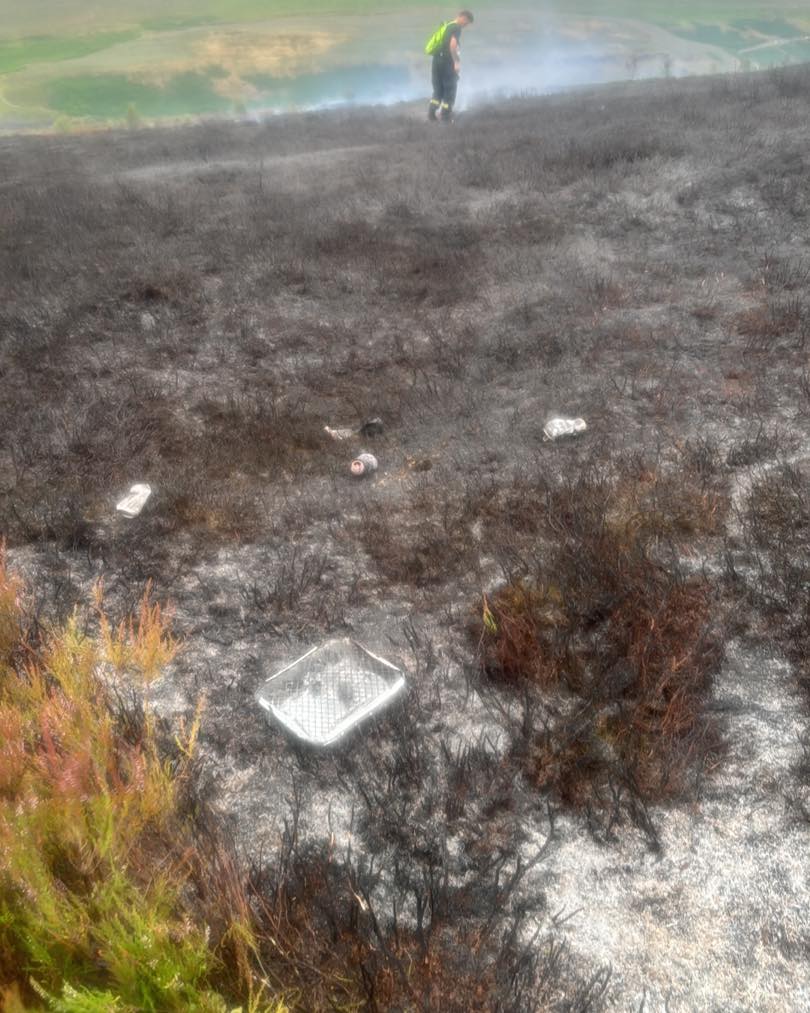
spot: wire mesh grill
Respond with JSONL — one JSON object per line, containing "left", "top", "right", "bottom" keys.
{"left": 256, "top": 638, "right": 406, "bottom": 746}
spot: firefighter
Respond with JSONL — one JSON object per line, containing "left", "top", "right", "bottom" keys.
{"left": 426, "top": 11, "right": 474, "bottom": 123}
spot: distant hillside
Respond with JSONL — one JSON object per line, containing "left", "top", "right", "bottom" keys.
{"left": 2, "top": 3, "right": 810, "bottom": 130}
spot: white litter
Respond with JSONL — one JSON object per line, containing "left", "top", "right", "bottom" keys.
{"left": 543, "top": 417, "right": 587, "bottom": 441}
{"left": 350, "top": 452, "right": 378, "bottom": 477}
{"left": 324, "top": 425, "right": 356, "bottom": 441}
{"left": 115, "top": 483, "right": 152, "bottom": 517}
{"left": 256, "top": 638, "right": 406, "bottom": 746}
{"left": 325, "top": 418, "right": 384, "bottom": 441}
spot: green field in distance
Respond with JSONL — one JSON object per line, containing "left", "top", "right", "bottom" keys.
{"left": 5, "top": 1, "right": 810, "bottom": 40}
{"left": 2, "top": 2, "right": 809, "bottom": 130}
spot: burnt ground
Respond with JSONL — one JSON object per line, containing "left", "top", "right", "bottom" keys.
{"left": 4, "top": 67, "right": 810, "bottom": 1009}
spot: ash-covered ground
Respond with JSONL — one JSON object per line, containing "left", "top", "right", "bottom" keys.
{"left": 3, "top": 69, "right": 810, "bottom": 1010}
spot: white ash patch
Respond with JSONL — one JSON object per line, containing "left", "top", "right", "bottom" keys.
{"left": 534, "top": 641, "right": 810, "bottom": 1011}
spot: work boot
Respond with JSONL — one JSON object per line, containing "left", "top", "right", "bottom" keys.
{"left": 428, "top": 100, "right": 440, "bottom": 121}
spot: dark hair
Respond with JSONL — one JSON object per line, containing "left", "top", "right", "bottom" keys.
{"left": 459, "top": 9, "right": 474, "bottom": 22}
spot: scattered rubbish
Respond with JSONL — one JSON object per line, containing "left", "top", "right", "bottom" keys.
{"left": 359, "top": 417, "right": 384, "bottom": 437}
{"left": 325, "top": 417, "right": 384, "bottom": 441}
{"left": 351, "top": 452, "right": 378, "bottom": 477}
{"left": 324, "top": 425, "right": 355, "bottom": 441}
{"left": 256, "top": 637, "right": 406, "bottom": 746}
{"left": 543, "top": 417, "right": 587, "bottom": 441}
{"left": 407, "top": 456, "right": 433, "bottom": 472}
{"left": 115, "top": 483, "right": 152, "bottom": 517}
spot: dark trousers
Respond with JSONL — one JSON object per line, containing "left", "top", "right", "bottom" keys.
{"left": 429, "top": 58, "right": 458, "bottom": 120}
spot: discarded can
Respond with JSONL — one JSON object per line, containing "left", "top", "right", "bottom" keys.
{"left": 351, "top": 452, "right": 378, "bottom": 477}
{"left": 543, "top": 417, "right": 587, "bottom": 441}
{"left": 116, "top": 483, "right": 152, "bottom": 517}
{"left": 256, "top": 637, "right": 406, "bottom": 746}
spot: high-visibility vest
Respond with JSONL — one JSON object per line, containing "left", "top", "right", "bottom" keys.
{"left": 424, "top": 21, "right": 454, "bottom": 56}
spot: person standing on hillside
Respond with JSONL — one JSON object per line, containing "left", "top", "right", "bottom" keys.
{"left": 426, "top": 11, "right": 474, "bottom": 123}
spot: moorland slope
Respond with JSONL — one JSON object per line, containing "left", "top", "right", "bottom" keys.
{"left": 3, "top": 68, "right": 810, "bottom": 1009}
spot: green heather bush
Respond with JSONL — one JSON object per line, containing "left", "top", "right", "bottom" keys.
{"left": 0, "top": 549, "right": 285, "bottom": 1013}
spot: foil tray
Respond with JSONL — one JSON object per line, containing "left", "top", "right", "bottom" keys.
{"left": 256, "top": 637, "right": 406, "bottom": 746}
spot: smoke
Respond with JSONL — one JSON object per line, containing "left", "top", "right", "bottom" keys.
{"left": 249, "top": 51, "right": 692, "bottom": 119}
{"left": 243, "top": 47, "right": 656, "bottom": 119}
{"left": 457, "top": 36, "right": 630, "bottom": 108}
{"left": 239, "top": 16, "right": 736, "bottom": 118}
